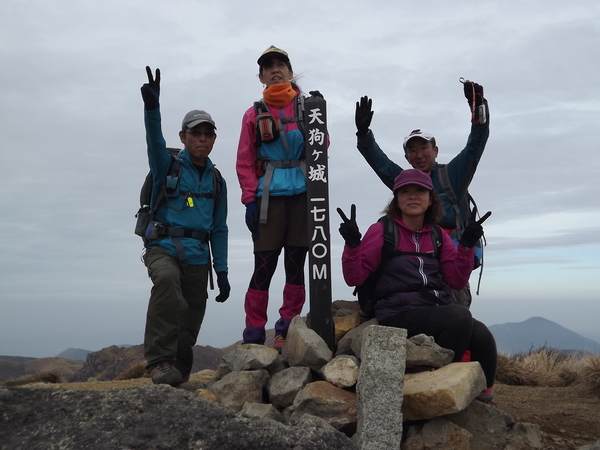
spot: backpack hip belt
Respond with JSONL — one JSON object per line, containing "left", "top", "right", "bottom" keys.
{"left": 258, "top": 159, "right": 307, "bottom": 224}
{"left": 146, "top": 221, "right": 210, "bottom": 262}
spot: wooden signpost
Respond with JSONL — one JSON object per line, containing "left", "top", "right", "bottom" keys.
{"left": 304, "top": 94, "right": 334, "bottom": 350}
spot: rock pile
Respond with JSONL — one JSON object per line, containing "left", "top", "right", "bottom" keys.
{"left": 192, "top": 300, "right": 543, "bottom": 449}
{"left": 0, "top": 300, "right": 548, "bottom": 449}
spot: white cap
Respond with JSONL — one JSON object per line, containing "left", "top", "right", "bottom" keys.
{"left": 402, "top": 129, "right": 435, "bottom": 151}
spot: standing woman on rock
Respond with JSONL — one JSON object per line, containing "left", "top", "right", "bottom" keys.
{"left": 338, "top": 169, "right": 498, "bottom": 401}
{"left": 236, "top": 46, "right": 316, "bottom": 350}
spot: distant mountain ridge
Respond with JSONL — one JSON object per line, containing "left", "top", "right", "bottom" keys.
{"left": 489, "top": 316, "right": 600, "bottom": 354}
{"left": 55, "top": 348, "right": 93, "bottom": 362}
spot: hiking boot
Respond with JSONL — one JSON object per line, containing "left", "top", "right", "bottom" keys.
{"left": 273, "top": 335, "right": 286, "bottom": 352}
{"left": 476, "top": 386, "right": 494, "bottom": 402}
{"left": 150, "top": 361, "right": 183, "bottom": 386}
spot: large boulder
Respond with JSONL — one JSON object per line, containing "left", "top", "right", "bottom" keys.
{"left": 0, "top": 385, "right": 356, "bottom": 449}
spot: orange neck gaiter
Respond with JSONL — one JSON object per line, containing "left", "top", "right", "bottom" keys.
{"left": 263, "top": 82, "right": 297, "bottom": 108}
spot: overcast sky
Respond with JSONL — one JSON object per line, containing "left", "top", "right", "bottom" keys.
{"left": 1, "top": 0, "right": 599, "bottom": 358}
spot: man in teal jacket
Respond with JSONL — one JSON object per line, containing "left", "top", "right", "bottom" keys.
{"left": 354, "top": 80, "right": 489, "bottom": 306}
{"left": 140, "top": 66, "right": 229, "bottom": 386}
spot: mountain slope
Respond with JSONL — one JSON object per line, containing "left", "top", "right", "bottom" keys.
{"left": 489, "top": 316, "right": 600, "bottom": 354}
{"left": 55, "top": 348, "right": 93, "bottom": 362}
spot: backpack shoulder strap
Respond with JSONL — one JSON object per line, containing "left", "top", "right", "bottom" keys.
{"left": 380, "top": 216, "right": 397, "bottom": 256}
{"left": 210, "top": 166, "right": 223, "bottom": 211}
{"left": 254, "top": 100, "right": 268, "bottom": 114}
{"left": 294, "top": 94, "right": 306, "bottom": 137}
{"left": 437, "top": 163, "right": 461, "bottom": 230}
{"left": 149, "top": 149, "right": 183, "bottom": 212}
{"left": 430, "top": 224, "right": 443, "bottom": 260}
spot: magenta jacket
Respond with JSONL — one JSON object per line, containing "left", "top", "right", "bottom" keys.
{"left": 341, "top": 218, "right": 474, "bottom": 322}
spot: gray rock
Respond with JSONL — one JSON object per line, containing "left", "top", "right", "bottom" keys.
{"left": 579, "top": 439, "right": 600, "bottom": 450}
{"left": 445, "top": 399, "right": 508, "bottom": 449}
{"left": 331, "top": 299, "right": 362, "bottom": 317}
{"left": 282, "top": 315, "right": 332, "bottom": 372}
{"left": 406, "top": 333, "right": 455, "bottom": 369}
{"left": 241, "top": 402, "right": 285, "bottom": 423}
{"left": 214, "top": 361, "right": 232, "bottom": 381}
{"left": 356, "top": 325, "right": 407, "bottom": 450}
{"left": 267, "top": 366, "right": 312, "bottom": 409}
{"left": 209, "top": 369, "right": 270, "bottom": 412}
{"left": 222, "top": 344, "right": 280, "bottom": 371}
{"left": 402, "top": 362, "right": 486, "bottom": 420}
{"left": 336, "top": 318, "right": 378, "bottom": 357}
{"left": 291, "top": 380, "right": 357, "bottom": 435}
{"left": 318, "top": 355, "right": 360, "bottom": 388}
{"left": 0, "top": 386, "right": 356, "bottom": 449}
{"left": 402, "top": 417, "right": 472, "bottom": 450}
{"left": 505, "top": 422, "right": 543, "bottom": 449}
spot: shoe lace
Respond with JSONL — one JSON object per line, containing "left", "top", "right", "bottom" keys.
{"left": 156, "top": 361, "right": 174, "bottom": 373}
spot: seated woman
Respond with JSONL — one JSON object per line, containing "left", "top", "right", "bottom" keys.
{"left": 338, "top": 169, "right": 497, "bottom": 401}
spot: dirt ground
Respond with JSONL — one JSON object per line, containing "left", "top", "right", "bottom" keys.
{"left": 495, "top": 382, "right": 600, "bottom": 449}
{"left": 14, "top": 376, "right": 600, "bottom": 449}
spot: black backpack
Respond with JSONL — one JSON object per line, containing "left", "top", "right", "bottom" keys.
{"left": 436, "top": 163, "right": 486, "bottom": 293}
{"left": 354, "top": 217, "right": 443, "bottom": 318}
{"left": 134, "top": 147, "right": 223, "bottom": 247}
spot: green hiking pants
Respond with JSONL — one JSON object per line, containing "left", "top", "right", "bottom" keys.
{"left": 143, "top": 248, "right": 208, "bottom": 379}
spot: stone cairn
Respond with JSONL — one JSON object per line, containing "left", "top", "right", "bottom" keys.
{"left": 190, "top": 300, "right": 544, "bottom": 450}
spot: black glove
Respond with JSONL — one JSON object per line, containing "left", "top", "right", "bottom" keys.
{"left": 245, "top": 201, "right": 260, "bottom": 241}
{"left": 309, "top": 90, "right": 324, "bottom": 98}
{"left": 355, "top": 96, "right": 374, "bottom": 137}
{"left": 141, "top": 66, "right": 160, "bottom": 111}
{"left": 459, "top": 211, "right": 491, "bottom": 249}
{"left": 215, "top": 271, "right": 230, "bottom": 303}
{"left": 462, "top": 79, "right": 486, "bottom": 124}
{"left": 245, "top": 201, "right": 258, "bottom": 233}
{"left": 337, "top": 204, "right": 362, "bottom": 248}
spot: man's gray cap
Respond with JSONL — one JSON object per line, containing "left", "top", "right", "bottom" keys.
{"left": 181, "top": 110, "right": 217, "bottom": 130}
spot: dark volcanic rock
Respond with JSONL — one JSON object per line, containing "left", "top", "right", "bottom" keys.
{"left": 0, "top": 386, "right": 356, "bottom": 450}
{"left": 70, "top": 344, "right": 225, "bottom": 382}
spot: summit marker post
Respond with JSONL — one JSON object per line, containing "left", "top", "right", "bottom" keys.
{"left": 304, "top": 94, "right": 334, "bottom": 350}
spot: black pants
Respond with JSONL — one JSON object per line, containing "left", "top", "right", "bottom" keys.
{"left": 380, "top": 305, "right": 497, "bottom": 388}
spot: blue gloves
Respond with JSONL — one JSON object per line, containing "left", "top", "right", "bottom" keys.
{"left": 215, "top": 271, "right": 230, "bottom": 303}
{"left": 245, "top": 201, "right": 260, "bottom": 241}
{"left": 141, "top": 66, "right": 160, "bottom": 111}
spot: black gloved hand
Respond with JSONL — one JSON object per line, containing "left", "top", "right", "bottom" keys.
{"left": 245, "top": 201, "right": 258, "bottom": 233}
{"left": 462, "top": 79, "right": 486, "bottom": 124}
{"left": 337, "top": 204, "right": 362, "bottom": 248}
{"left": 215, "top": 271, "right": 230, "bottom": 303}
{"left": 245, "top": 201, "right": 260, "bottom": 241}
{"left": 309, "top": 90, "right": 324, "bottom": 98}
{"left": 141, "top": 66, "right": 160, "bottom": 111}
{"left": 355, "top": 96, "right": 374, "bottom": 137}
{"left": 459, "top": 211, "right": 491, "bottom": 249}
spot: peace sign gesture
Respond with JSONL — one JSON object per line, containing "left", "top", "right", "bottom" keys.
{"left": 141, "top": 66, "right": 161, "bottom": 110}
{"left": 337, "top": 204, "right": 362, "bottom": 248}
{"left": 459, "top": 210, "right": 492, "bottom": 249}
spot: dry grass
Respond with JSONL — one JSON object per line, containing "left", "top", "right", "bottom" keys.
{"left": 114, "top": 361, "right": 148, "bottom": 381}
{"left": 497, "top": 347, "right": 600, "bottom": 394}
{"left": 2, "top": 371, "right": 65, "bottom": 387}
{"left": 580, "top": 354, "right": 600, "bottom": 394}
